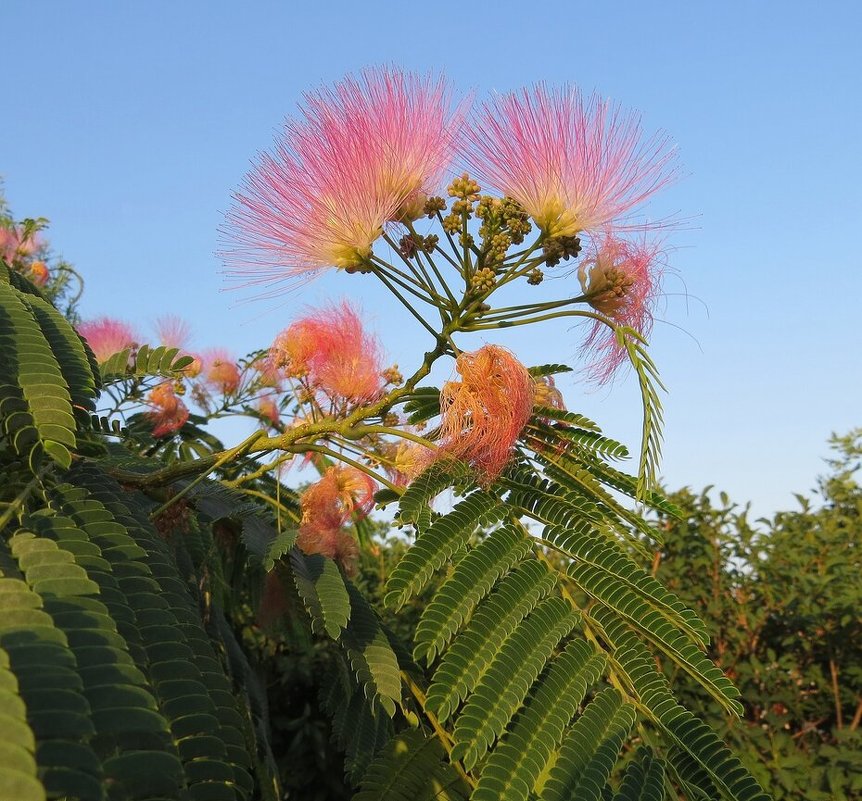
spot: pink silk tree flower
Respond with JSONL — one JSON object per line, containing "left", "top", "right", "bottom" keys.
{"left": 577, "top": 234, "right": 663, "bottom": 383}
{"left": 257, "top": 394, "right": 281, "bottom": 426}
{"left": 436, "top": 345, "right": 534, "bottom": 484}
{"left": 296, "top": 466, "right": 377, "bottom": 574}
{"left": 463, "top": 85, "right": 677, "bottom": 239}
{"left": 77, "top": 317, "right": 138, "bottom": 363}
{"left": 202, "top": 349, "right": 241, "bottom": 394}
{"left": 270, "top": 301, "right": 385, "bottom": 404}
{"left": 154, "top": 315, "right": 192, "bottom": 350}
{"left": 0, "top": 226, "right": 42, "bottom": 263}
{"left": 147, "top": 381, "right": 190, "bottom": 437}
{"left": 28, "top": 261, "right": 50, "bottom": 286}
{"left": 533, "top": 375, "right": 566, "bottom": 411}
{"left": 223, "top": 67, "right": 464, "bottom": 293}
{"left": 154, "top": 315, "right": 202, "bottom": 376}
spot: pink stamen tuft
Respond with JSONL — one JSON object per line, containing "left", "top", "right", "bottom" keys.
{"left": 147, "top": 382, "right": 190, "bottom": 437}
{"left": 296, "top": 466, "right": 377, "bottom": 575}
{"left": 223, "top": 67, "right": 465, "bottom": 295}
{"left": 269, "top": 301, "right": 385, "bottom": 404}
{"left": 463, "top": 85, "right": 677, "bottom": 239}
{"left": 154, "top": 315, "right": 192, "bottom": 350}
{"left": 77, "top": 317, "right": 138, "bottom": 363}
{"left": 436, "top": 345, "right": 534, "bottom": 484}
{"left": 201, "top": 349, "right": 241, "bottom": 394}
{"left": 577, "top": 234, "right": 664, "bottom": 383}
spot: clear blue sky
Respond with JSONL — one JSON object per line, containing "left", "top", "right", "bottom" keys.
{"left": 3, "top": 1, "right": 860, "bottom": 517}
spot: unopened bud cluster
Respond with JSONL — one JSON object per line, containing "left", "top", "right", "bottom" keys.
{"left": 542, "top": 235, "right": 582, "bottom": 267}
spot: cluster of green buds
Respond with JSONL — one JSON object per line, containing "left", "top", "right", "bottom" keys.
{"left": 475, "top": 195, "right": 532, "bottom": 267}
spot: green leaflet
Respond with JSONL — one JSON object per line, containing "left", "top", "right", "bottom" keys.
{"left": 341, "top": 582, "right": 403, "bottom": 718}
{"left": 425, "top": 559, "right": 557, "bottom": 723}
{"left": 592, "top": 606, "right": 770, "bottom": 801}
{"left": 289, "top": 547, "right": 403, "bottom": 717}
{"left": 526, "top": 419, "right": 630, "bottom": 461}
{"left": 471, "top": 638, "right": 606, "bottom": 801}
{"left": 99, "top": 343, "right": 193, "bottom": 382}
{"left": 30, "top": 470, "right": 260, "bottom": 801}
{"left": 353, "top": 730, "right": 468, "bottom": 801}
{"left": 563, "top": 539, "right": 742, "bottom": 712}
{"left": 291, "top": 550, "right": 351, "bottom": 639}
{"left": 450, "top": 596, "right": 579, "bottom": 770}
{"left": 319, "top": 653, "right": 394, "bottom": 783}
{"left": 620, "top": 330, "right": 665, "bottom": 498}
{"left": 386, "top": 490, "right": 505, "bottom": 610}
{"left": 541, "top": 522, "right": 710, "bottom": 648}
{"left": 540, "top": 688, "right": 637, "bottom": 801}
{"left": 0, "top": 618, "right": 55, "bottom": 801}
{"left": 527, "top": 404, "right": 600, "bottom": 431}
{"left": 397, "top": 460, "right": 473, "bottom": 526}
{"left": 401, "top": 386, "right": 442, "bottom": 425}
{"left": 533, "top": 448, "right": 661, "bottom": 544}
{"left": 611, "top": 748, "right": 667, "bottom": 801}
{"left": 21, "top": 293, "right": 99, "bottom": 416}
{"left": 412, "top": 523, "right": 531, "bottom": 663}
{"left": 527, "top": 363, "right": 574, "bottom": 378}
{"left": 0, "top": 278, "right": 77, "bottom": 470}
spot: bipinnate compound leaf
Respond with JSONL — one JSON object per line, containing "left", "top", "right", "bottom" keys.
{"left": 354, "top": 730, "right": 468, "bottom": 801}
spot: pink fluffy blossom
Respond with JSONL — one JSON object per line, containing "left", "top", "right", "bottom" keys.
{"left": 463, "top": 85, "right": 677, "bottom": 239}
{"left": 577, "top": 234, "right": 664, "bottom": 383}
{"left": 296, "top": 466, "right": 377, "bottom": 574}
{"left": 0, "top": 226, "right": 42, "bottom": 263}
{"left": 77, "top": 317, "right": 138, "bottom": 363}
{"left": 223, "top": 67, "right": 464, "bottom": 293}
{"left": 436, "top": 345, "right": 534, "bottom": 485}
{"left": 201, "top": 349, "right": 241, "bottom": 394}
{"left": 28, "top": 261, "right": 50, "bottom": 287}
{"left": 269, "top": 301, "right": 385, "bottom": 404}
{"left": 147, "top": 382, "right": 190, "bottom": 437}
{"left": 154, "top": 315, "right": 201, "bottom": 376}
{"left": 257, "top": 395, "right": 281, "bottom": 426}
{"left": 154, "top": 315, "right": 192, "bottom": 350}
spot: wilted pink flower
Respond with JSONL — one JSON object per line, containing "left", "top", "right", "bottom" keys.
{"left": 577, "top": 234, "right": 663, "bottom": 383}
{"left": 77, "top": 317, "right": 138, "bottom": 363}
{"left": 257, "top": 394, "right": 281, "bottom": 426}
{"left": 436, "top": 345, "right": 534, "bottom": 484}
{"left": 224, "top": 67, "right": 464, "bottom": 292}
{"left": 0, "top": 226, "right": 42, "bottom": 263}
{"left": 202, "top": 349, "right": 241, "bottom": 394}
{"left": 146, "top": 382, "right": 190, "bottom": 437}
{"left": 28, "top": 261, "right": 50, "bottom": 286}
{"left": 533, "top": 375, "right": 566, "bottom": 410}
{"left": 297, "top": 466, "right": 377, "bottom": 574}
{"left": 270, "top": 301, "right": 385, "bottom": 403}
{"left": 463, "top": 85, "right": 677, "bottom": 238}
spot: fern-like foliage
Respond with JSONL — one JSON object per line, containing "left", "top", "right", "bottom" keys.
{"left": 385, "top": 490, "right": 505, "bottom": 610}
{"left": 1, "top": 258, "right": 772, "bottom": 801}
{"left": 0, "top": 266, "right": 98, "bottom": 471}
{"left": 611, "top": 748, "right": 668, "bottom": 801}
{"left": 361, "top": 375, "right": 770, "bottom": 801}
{"left": 619, "top": 327, "right": 666, "bottom": 499}
{"left": 0, "top": 272, "right": 274, "bottom": 801}
{"left": 99, "top": 344, "right": 193, "bottom": 383}
{"left": 353, "top": 730, "right": 468, "bottom": 801}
